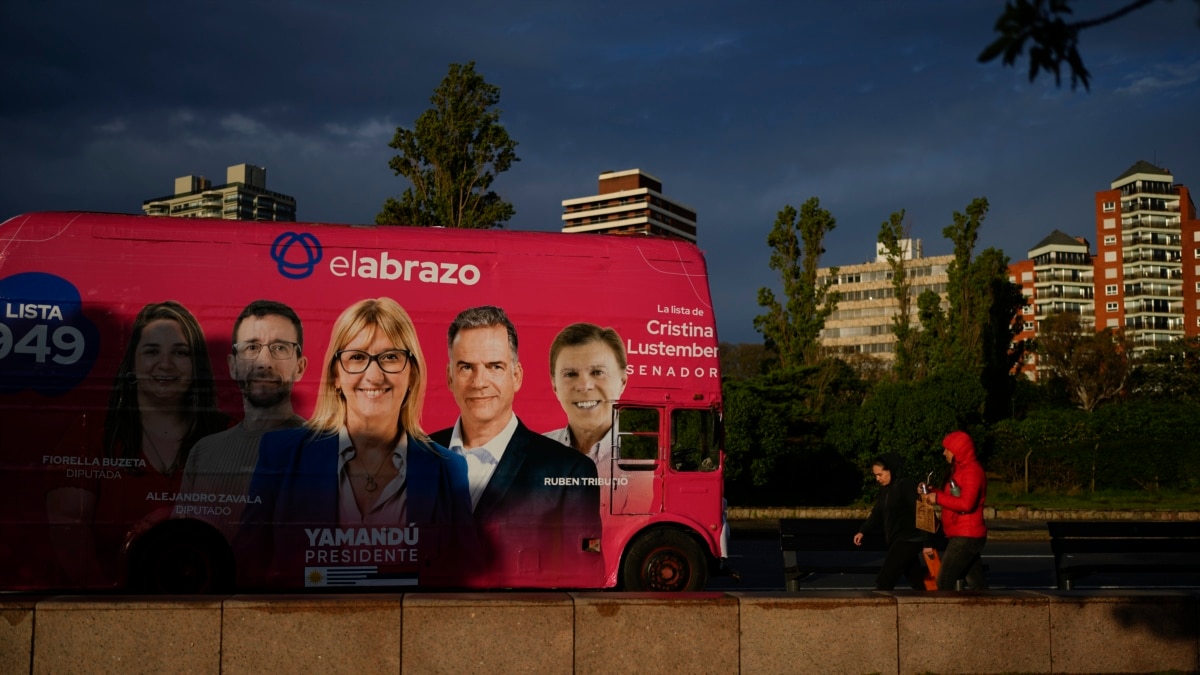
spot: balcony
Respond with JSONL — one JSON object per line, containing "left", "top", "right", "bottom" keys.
{"left": 1124, "top": 268, "right": 1183, "bottom": 281}
{"left": 1033, "top": 270, "right": 1092, "bottom": 283}
{"left": 1124, "top": 286, "right": 1183, "bottom": 299}
{"left": 1036, "top": 287, "right": 1094, "bottom": 300}
{"left": 1121, "top": 214, "right": 1181, "bottom": 230}
{"left": 1122, "top": 250, "right": 1181, "bottom": 264}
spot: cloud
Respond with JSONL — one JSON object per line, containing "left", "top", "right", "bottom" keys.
{"left": 1114, "top": 60, "right": 1200, "bottom": 96}
{"left": 220, "top": 113, "right": 267, "bottom": 135}
{"left": 96, "top": 119, "right": 126, "bottom": 134}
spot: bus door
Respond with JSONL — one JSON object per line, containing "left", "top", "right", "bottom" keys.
{"left": 664, "top": 407, "right": 724, "bottom": 529}
{"left": 610, "top": 406, "right": 662, "bottom": 515}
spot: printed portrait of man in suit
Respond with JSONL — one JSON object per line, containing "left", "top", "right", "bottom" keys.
{"left": 431, "top": 305, "right": 602, "bottom": 586}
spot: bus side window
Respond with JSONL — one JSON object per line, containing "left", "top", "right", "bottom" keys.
{"left": 615, "top": 407, "right": 659, "bottom": 461}
{"left": 670, "top": 408, "right": 719, "bottom": 472}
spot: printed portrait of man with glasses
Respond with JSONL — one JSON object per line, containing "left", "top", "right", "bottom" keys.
{"left": 175, "top": 299, "right": 308, "bottom": 538}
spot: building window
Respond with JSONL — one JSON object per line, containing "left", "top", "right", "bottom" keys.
{"left": 1104, "top": 235, "right": 1116, "bottom": 246}
{"left": 1107, "top": 318, "right": 1119, "bottom": 328}
{"left": 1103, "top": 217, "right": 1116, "bottom": 229}
{"left": 1106, "top": 302, "right": 1118, "bottom": 312}
{"left": 1194, "top": 248, "right": 1200, "bottom": 258}
{"left": 1023, "top": 322, "right": 1034, "bottom": 331}
{"left": 1105, "top": 268, "right": 1118, "bottom": 279}
{"left": 1102, "top": 201, "right": 1116, "bottom": 212}
{"left": 1105, "top": 284, "right": 1118, "bottom": 296}
{"left": 1103, "top": 251, "right": 1116, "bottom": 262}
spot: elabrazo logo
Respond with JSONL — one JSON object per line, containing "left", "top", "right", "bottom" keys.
{"left": 271, "top": 232, "right": 323, "bottom": 279}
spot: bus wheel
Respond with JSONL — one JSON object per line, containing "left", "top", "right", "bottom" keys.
{"left": 621, "top": 529, "right": 708, "bottom": 592}
{"left": 129, "top": 524, "right": 234, "bottom": 594}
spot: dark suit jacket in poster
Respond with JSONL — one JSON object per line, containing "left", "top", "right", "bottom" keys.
{"left": 431, "top": 419, "right": 603, "bottom": 586}
{"left": 235, "top": 427, "right": 474, "bottom": 589}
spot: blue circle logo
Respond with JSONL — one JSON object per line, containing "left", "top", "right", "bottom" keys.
{"left": 0, "top": 272, "right": 101, "bottom": 396}
{"left": 271, "top": 232, "right": 323, "bottom": 279}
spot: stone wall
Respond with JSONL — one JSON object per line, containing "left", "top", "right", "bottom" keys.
{"left": 4, "top": 591, "right": 1197, "bottom": 674}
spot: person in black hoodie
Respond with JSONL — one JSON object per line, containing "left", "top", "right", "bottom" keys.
{"left": 852, "top": 453, "right": 928, "bottom": 590}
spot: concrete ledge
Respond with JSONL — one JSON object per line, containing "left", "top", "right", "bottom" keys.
{"left": 733, "top": 591, "right": 896, "bottom": 674}
{"left": 572, "top": 592, "right": 739, "bottom": 674}
{"left": 895, "top": 590, "right": 1050, "bottom": 675}
{"left": 32, "top": 595, "right": 222, "bottom": 674}
{"left": 222, "top": 594, "right": 402, "bottom": 674}
{"left": 1045, "top": 590, "right": 1199, "bottom": 674}
{"left": 0, "top": 597, "right": 37, "bottom": 675}
{"left": 402, "top": 593, "right": 574, "bottom": 673}
{"left": 7, "top": 591, "right": 1199, "bottom": 674}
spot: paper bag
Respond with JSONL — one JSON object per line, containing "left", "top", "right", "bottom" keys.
{"left": 915, "top": 499, "right": 937, "bottom": 533}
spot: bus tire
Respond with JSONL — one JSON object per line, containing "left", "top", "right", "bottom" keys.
{"left": 128, "top": 522, "right": 234, "bottom": 594}
{"left": 621, "top": 528, "right": 708, "bottom": 592}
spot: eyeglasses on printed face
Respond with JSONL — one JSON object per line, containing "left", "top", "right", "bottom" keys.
{"left": 335, "top": 349, "right": 412, "bottom": 374}
{"left": 233, "top": 341, "right": 301, "bottom": 360}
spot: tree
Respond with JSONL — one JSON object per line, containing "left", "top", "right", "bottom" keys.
{"left": 978, "top": 0, "right": 1200, "bottom": 91}
{"left": 942, "top": 198, "right": 990, "bottom": 373}
{"left": 754, "top": 197, "right": 839, "bottom": 369}
{"left": 1128, "top": 335, "right": 1200, "bottom": 401}
{"left": 1035, "top": 311, "right": 1133, "bottom": 411}
{"left": 906, "top": 198, "right": 1024, "bottom": 421}
{"left": 377, "top": 62, "right": 519, "bottom": 228}
{"left": 976, "top": 247, "right": 1028, "bottom": 423}
{"left": 878, "top": 210, "right": 918, "bottom": 380}
{"left": 718, "top": 342, "right": 769, "bottom": 381}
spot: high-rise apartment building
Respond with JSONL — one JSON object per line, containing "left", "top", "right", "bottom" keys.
{"left": 1009, "top": 160, "right": 1198, "bottom": 379}
{"left": 817, "top": 239, "right": 953, "bottom": 361}
{"left": 143, "top": 163, "right": 296, "bottom": 221}
{"left": 1093, "top": 160, "right": 1197, "bottom": 356}
{"left": 561, "top": 169, "right": 697, "bottom": 242}
{"left": 1009, "top": 230, "right": 1095, "bottom": 380}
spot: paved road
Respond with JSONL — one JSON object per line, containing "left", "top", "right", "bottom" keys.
{"left": 707, "top": 521, "right": 1200, "bottom": 592}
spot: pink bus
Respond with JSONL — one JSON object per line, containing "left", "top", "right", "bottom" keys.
{"left": 0, "top": 212, "right": 727, "bottom": 593}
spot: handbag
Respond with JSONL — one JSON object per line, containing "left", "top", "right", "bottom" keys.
{"left": 921, "top": 548, "right": 942, "bottom": 591}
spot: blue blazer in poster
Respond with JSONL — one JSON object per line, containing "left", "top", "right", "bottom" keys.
{"left": 234, "top": 428, "right": 475, "bottom": 588}
{"left": 431, "top": 420, "right": 603, "bottom": 586}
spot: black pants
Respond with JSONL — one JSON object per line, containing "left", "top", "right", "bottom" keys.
{"left": 938, "top": 535, "right": 988, "bottom": 590}
{"left": 876, "top": 539, "right": 927, "bottom": 590}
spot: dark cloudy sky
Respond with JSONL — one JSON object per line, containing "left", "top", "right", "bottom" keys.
{"left": 3, "top": 1, "right": 1197, "bottom": 342}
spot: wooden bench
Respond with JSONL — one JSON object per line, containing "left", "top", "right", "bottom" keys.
{"left": 1047, "top": 520, "right": 1200, "bottom": 590}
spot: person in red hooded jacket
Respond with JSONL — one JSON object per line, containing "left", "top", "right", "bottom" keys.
{"left": 920, "top": 430, "right": 988, "bottom": 590}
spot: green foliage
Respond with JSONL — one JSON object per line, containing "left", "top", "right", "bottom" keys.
{"left": 827, "top": 370, "right": 986, "bottom": 488}
{"left": 722, "top": 361, "right": 867, "bottom": 503}
{"left": 987, "top": 399, "right": 1200, "bottom": 493}
{"left": 377, "top": 62, "right": 519, "bottom": 228}
{"left": 1035, "top": 312, "right": 1132, "bottom": 411}
{"left": 976, "top": 247, "right": 1027, "bottom": 422}
{"left": 877, "top": 210, "right": 918, "bottom": 381}
{"left": 718, "top": 342, "right": 771, "bottom": 381}
{"left": 979, "top": 0, "right": 1199, "bottom": 92}
{"left": 1129, "top": 336, "right": 1200, "bottom": 401}
{"left": 979, "top": 0, "right": 1093, "bottom": 90}
{"left": 754, "top": 197, "right": 839, "bottom": 369}
{"left": 927, "top": 198, "right": 1026, "bottom": 422}
{"left": 941, "top": 198, "right": 989, "bottom": 375}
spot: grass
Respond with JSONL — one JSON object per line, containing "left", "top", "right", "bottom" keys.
{"left": 987, "top": 482, "right": 1200, "bottom": 511}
